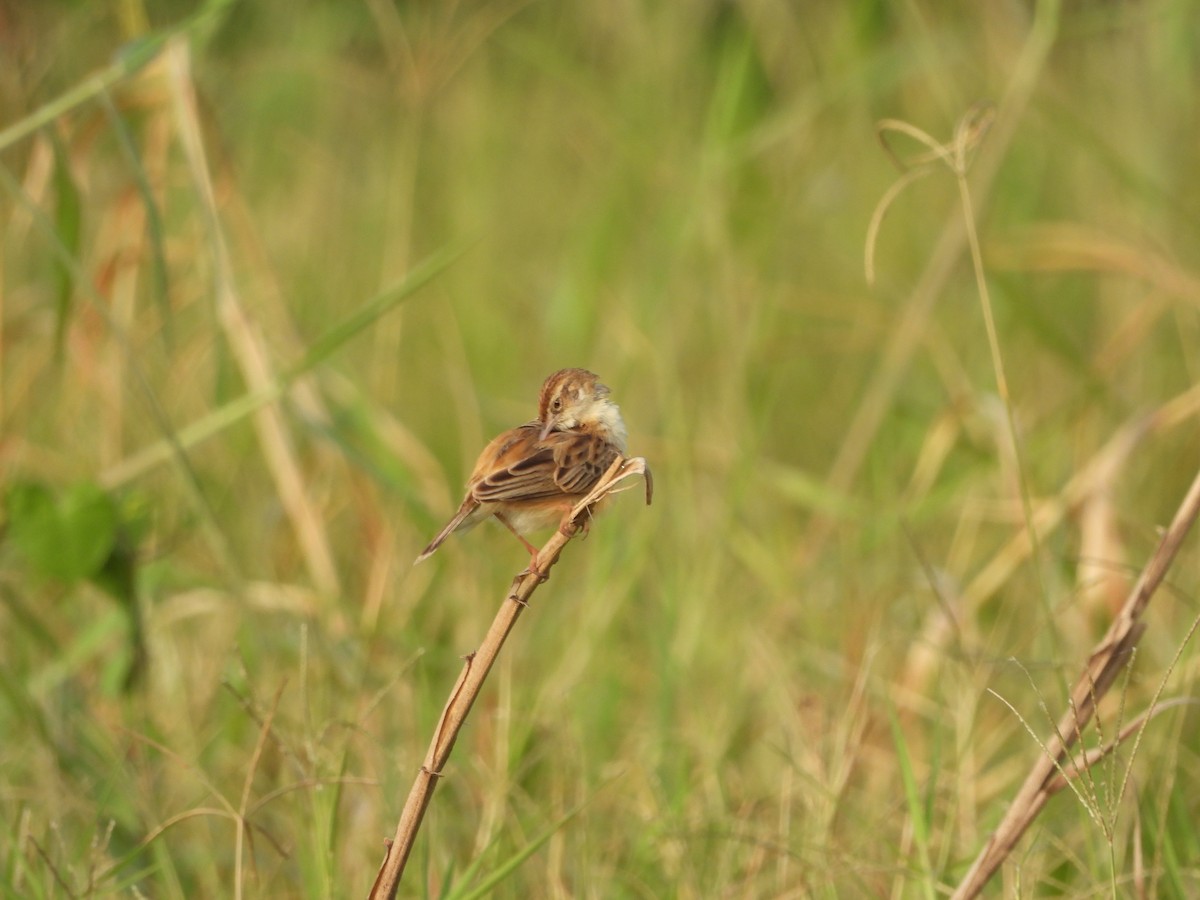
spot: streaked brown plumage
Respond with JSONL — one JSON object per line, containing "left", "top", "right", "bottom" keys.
{"left": 415, "top": 368, "right": 628, "bottom": 566}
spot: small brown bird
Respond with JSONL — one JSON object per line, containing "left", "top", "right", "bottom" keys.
{"left": 415, "top": 368, "right": 628, "bottom": 568}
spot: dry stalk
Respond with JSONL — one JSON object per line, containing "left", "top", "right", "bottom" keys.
{"left": 164, "top": 39, "right": 340, "bottom": 596}
{"left": 952, "top": 465, "right": 1200, "bottom": 898}
{"left": 814, "top": 0, "right": 1061, "bottom": 566}
{"left": 368, "top": 456, "right": 653, "bottom": 900}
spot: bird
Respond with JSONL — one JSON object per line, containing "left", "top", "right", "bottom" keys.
{"left": 415, "top": 368, "right": 628, "bottom": 571}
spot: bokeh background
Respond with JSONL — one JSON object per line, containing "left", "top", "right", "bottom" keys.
{"left": 3, "top": 0, "right": 1200, "bottom": 896}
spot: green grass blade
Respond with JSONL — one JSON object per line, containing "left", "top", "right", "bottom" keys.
{"left": 100, "top": 239, "right": 468, "bottom": 488}
{"left": 285, "top": 236, "right": 475, "bottom": 380}
{"left": 886, "top": 700, "right": 937, "bottom": 900}
{"left": 444, "top": 791, "right": 595, "bottom": 900}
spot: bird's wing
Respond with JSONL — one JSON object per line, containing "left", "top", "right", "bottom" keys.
{"left": 471, "top": 427, "right": 620, "bottom": 503}
{"left": 550, "top": 430, "right": 621, "bottom": 494}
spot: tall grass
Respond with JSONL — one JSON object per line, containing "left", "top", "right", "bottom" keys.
{"left": 2, "top": 1, "right": 1200, "bottom": 896}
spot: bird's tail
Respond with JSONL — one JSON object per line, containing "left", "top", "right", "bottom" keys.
{"left": 414, "top": 502, "right": 477, "bottom": 564}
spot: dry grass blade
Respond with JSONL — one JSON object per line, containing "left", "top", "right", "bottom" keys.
{"left": 827, "top": 0, "right": 1060, "bottom": 573}
{"left": 951, "top": 465, "right": 1200, "bottom": 898}
{"left": 164, "top": 39, "right": 340, "bottom": 596}
{"left": 367, "top": 457, "right": 651, "bottom": 900}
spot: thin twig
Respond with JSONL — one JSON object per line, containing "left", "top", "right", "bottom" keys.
{"left": 368, "top": 457, "right": 652, "bottom": 900}
{"left": 951, "top": 464, "right": 1200, "bottom": 898}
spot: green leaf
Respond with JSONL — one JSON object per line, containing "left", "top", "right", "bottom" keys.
{"left": 6, "top": 481, "right": 119, "bottom": 584}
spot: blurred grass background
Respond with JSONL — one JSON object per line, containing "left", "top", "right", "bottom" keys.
{"left": 3, "top": 0, "right": 1200, "bottom": 896}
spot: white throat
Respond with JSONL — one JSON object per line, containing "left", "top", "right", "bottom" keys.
{"left": 590, "top": 399, "right": 628, "bottom": 453}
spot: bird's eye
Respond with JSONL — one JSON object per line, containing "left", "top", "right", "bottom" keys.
{"left": 551, "top": 397, "right": 563, "bottom": 413}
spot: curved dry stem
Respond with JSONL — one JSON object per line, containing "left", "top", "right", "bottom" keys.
{"left": 876, "top": 118, "right": 955, "bottom": 172}
{"left": 874, "top": 103, "right": 993, "bottom": 176}
{"left": 864, "top": 166, "right": 935, "bottom": 287}
{"left": 367, "top": 456, "right": 652, "bottom": 900}
{"left": 822, "top": 0, "right": 1058, "bottom": 571}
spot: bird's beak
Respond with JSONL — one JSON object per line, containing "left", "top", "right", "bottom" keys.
{"left": 538, "top": 418, "right": 556, "bottom": 441}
